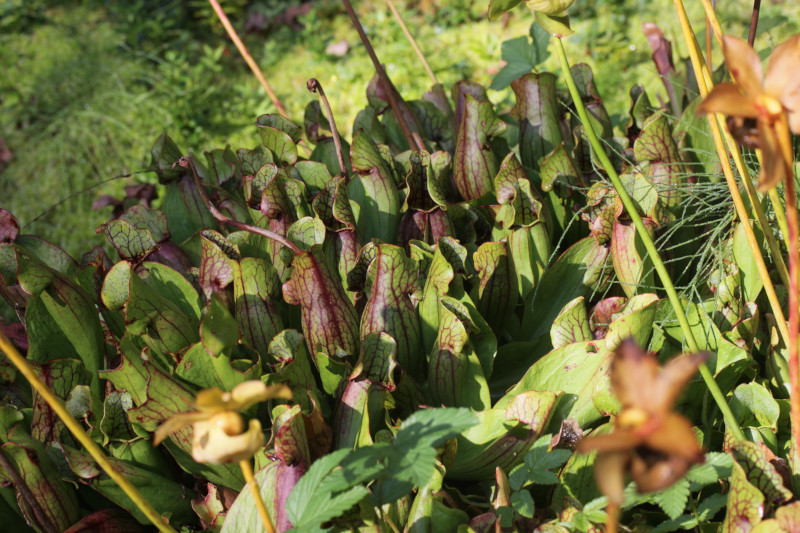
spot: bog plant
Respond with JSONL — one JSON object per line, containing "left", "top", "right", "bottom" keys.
{"left": 1, "top": 1, "right": 800, "bottom": 532}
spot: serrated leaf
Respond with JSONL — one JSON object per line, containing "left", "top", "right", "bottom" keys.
{"left": 686, "top": 452, "right": 733, "bottom": 486}
{"left": 511, "top": 490, "right": 535, "bottom": 518}
{"left": 654, "top": 477, "right": 690, "bottom": 520}
{"left": 509, "top": 435, "right": 571, "bottom": 489}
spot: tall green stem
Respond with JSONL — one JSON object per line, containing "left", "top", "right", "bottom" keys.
{"left": 554, "top": 37, "right": 746, "bottom": 441}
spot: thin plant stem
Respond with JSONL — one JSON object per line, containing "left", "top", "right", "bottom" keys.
{"left": 679, "top": 0, "right": 791, "bottom": 341}
{"left": 770, "top": 185, "right": 792, "bottom": 243}
{"left": 0, "top": 332, "right": 178, "bottom": 533}
{"left": 606, "top": 502, "right": 619, "bottom": 533}
{"left": 240, "top": 459, "right": 276, "bottom": 533}
{"left": 748, "top": 0, "right": 762, "bottom": 46}
{"left": 176, "top": 157, "right": 302, "bottom": 255}
{"left": 307, "top": 78, "right": 348, "bottom": 180}
{"left": 341, "top": 0, "right": 425, "bottom": 151}
{"left": 385, "top": 0, "right": 437, "bottom": 85}
{"left": 0, "top": 450, "right": 59, "bottom": 533}
{"left": 207, "top": 0, "right": 289, "bottom": 118}
{"left": 554, "top": 36, "right": 746, "bottom": 442}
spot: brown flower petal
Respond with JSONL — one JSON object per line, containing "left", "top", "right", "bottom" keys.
{"left": 576, "top": 428, "right": 646, "bottom": 454}
{"left": 594, "top": 451, "right": 628, "bottom": 506}
{"left": 722, "top": 35, "right": 764, "bottom": 98}
{"left": 629, "top": 451, "right": 695, "bottom": 493}
{"left": 756, "top": 119, "right": 789, "bottom": 192}
{"left": 764, "top": 35, "right": 800, "bottom": 110}
{"left": 657, "top": 351, "right": 709, "bottom": 410}
{"left": 642, "top": 413, "right": 705, "bottom": 464}
{"left": 697, "top": 83, "right": 759, "bottom": 119}
{"left": 610, "top": 340, "right": 661, "bottom": 413}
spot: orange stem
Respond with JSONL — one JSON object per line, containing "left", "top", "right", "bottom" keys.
{"left": 207, "top": 0, "right": 289, "bottom": 118}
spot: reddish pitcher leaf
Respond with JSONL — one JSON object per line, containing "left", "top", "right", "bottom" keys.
{"left": 633, "top": 110, "right": 685, "bottom": 208}
{"left": 473, "top": 241, "right": 518, "bottom": 336}
{"left": 729, "top": 440, "right": 792, "bottom": 508}
{"left": 512, "top": 73, "right": 563, "bottom": 170}
{"left": 256, "top": 114, "right": 301, "bottom": 165}
{"left": 721, "top": 460, "right": 764, "bottom": 532}
{"left": 232, "top": 257, "right": 283, "bottom": 357}
{"left": 283, "top": 245, "right": 360, "bottom": 359}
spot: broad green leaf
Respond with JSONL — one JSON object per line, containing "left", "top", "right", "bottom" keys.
{"left": 282, "top": 245, "right": 360, "bottom": 358}
{"left": 603, "top": 293, "right": 659, "bottom": 351}
{"left": 58, "top": 443, "right": 195, "bottom": 525}
{"left": 448, "top": 391, "right": 557, "bottom": 480}
{"left": 522, "top": 236, "right": 612, "bottom": 342}
{"left": 30, "top": 359, "right": 91, "bottom": 443}
{"left": 508, "top": 224, "right": 551, "bottom": 302}
{"left": 149, "top": 132, "right": 183, "bottom": 181}
{"left": 508, "top": 435, "right": 571, "bottom": 489}
{"left": 161, "top": 176, "right": 219, "bottom": 244}
{"left": 137, "top": 262, "right": 202, "bottom": 321}
{"left": 494, "top": 152, "right": 547, "bottom": 229}
{"left": 199, "top": 229, "right": 237, "bottom": 302}
{"left": 533, "top": 11, "right": 573, "bottom": 38}
{"left": 287, "top": 216, "right": 326, "bottom": 251}
{"left": 653, "top": 477, "right": 690, "bottom": 520}
{"left": 501, "top": 340, "right": 612, "bottom": 427}
{"left": 541, "top": 142, "right": 581, "bottom": 193}
{"left": 512, "top": 72, "right": 563, "bottom": 170}
{"left": 732, "top": 221, "right": 764, "bottom": 303}
{"left": 19, "top": 251, "right": 104, "bottom": 373}
{"left": 0, "top": 426, "right": 80, "bottom": 531}
{"left": 721, "top": 461, "right": 765, "bottom": 532}
{"left": 453, "top": 94, "right": 506, "bottom": 201}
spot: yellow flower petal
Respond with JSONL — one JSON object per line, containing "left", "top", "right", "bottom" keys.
{"left": 722, "top": 35, "right": 764, "bottom": 98}
{"left": 153, "top": 411, "right": 211, "bottom": 446}
{"left": 229, "top": 380, "right": 292, "bottom": 410}
{"left": 192, "top": 415, "right": 265, "bottom": 464}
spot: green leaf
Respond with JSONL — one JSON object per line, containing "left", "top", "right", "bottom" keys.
{"left": 473, "top": 240, "right": 518, "bottom": 336}
{"left": 550, "top": 297, "right": 592, "bottom": 349}
{"left": 512, "top": 73, "right": 563, "bottom": 171}
{"left": 200, "top": 293, "right": 241, "bottom": 356}
{"left": 521, "top": 237, "right": 611, "bottom": 342}
{"left": 730, "top": 382, "right": 780, "bottom": 431}
{"left": 654, "top": 477, "right": 690, "bottom": 520}
{"left": 633, "top": 111, "right": 685, "bottom": 208}
{"left": 686, "top": 452, "right": 733, "bottom": 486}
{"left": 232, "top": 257, "right": 284, "bottom": 357}
{"left": 286, "top": 448, "right": 369, "bottom": 528}
{"left": 510, "top": 490, "right": 536, "bottom": 518}
{"left": 488, "top": 0, "right": 523, "bottom": 20}
{"left": 509, "top": 435, "right": 571, "bottom": 489}
{"left": 97, "top": 218, "right": 160, "bottom": 262}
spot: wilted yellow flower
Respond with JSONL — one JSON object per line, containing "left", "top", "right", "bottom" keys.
{"left": 526, "top": 0, "right": 573, "bottom": 15}
{"left": 698, "top": 34, "right": 800, "bottom": 191}
{"left": 154, "top": 380, "right": 292, "bottom": 464}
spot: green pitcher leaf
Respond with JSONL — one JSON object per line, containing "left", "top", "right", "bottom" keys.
{"left": 199, "top": 229, "right": 238, "bottom": 302}
{"left": 611, "top": 217, "right": 656, "bottom": 298}
{"left": 287, "top": 216, "right": 326, "bottom": 251}
{"left": 721, "top": 460, "right": 765, "bottom": 532}
{"left": 633, "top": 110, "right": 685, "bottom": 209}
{"left": 348, "top": 130, "right": 401, "bottom": 244}
{"left": 0, "top": 426, "right": 80, "bottom": 531}
{"left": 473, "top": 240, "right": 518, "bottom": 336}
{"left": 512, "top": 72, "right": 563, "bottom": 170}
{"left": 522, "top": 236, "right": 612, "bottom": 342}
{"left": 508, "top": 224, "right": 551, "bottom": 303}
{"left": 550, "top": 297, "right": 592, "bottom": 349}
{"left": 603, "top": 293, "right": 659, "bottom": 351}
{"left": 30, "top": 359, "right": 91, "bottom": 443}
{"left": 428, "top": 296, "right": 491, "bottom": 410}
{"left": 256, "top": 114, "right": 301, "bottom": 165}
{"left": 488, "top": 0, "right": 523, "bottom": 20}
{"left": 453, "top": 94, "right": 506, "bottom": 201}
{"left": 494, "top": 152, "right": 546, "bottom": 229}
{"left": 97, "top": 218, "right": 160, "bottom": 263}
{"left": 57, "top": 443, "right": 195, "bottom": 525}
{"left": 357, "top": 244, "right": 423, "bottom": 380}
{"left": 19, "top": 251, "right": 104, "bottom": 373}
{"left": 232, "top": 257, "right": 283, "bottom": 357}
{"left": 200, "top": 293, "right": 241, "bottom": 356}
{"left": 730, "top": 382, "right": 780, "bottom": 432}
{"left": 729, "top": 440, "right": 792, "bottom": 507}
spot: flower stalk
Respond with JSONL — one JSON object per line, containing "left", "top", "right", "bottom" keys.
{"left": 0, "top": 331, "right": 178, "bottom": 533}
{"left": 240, "top": 459, "right": 276, "bottom": 533}
{"left": 553, "top": 36, "right": 746, "bottom": 442}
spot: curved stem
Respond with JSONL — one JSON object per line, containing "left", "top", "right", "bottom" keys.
{"left": 341, "top": 0, "right": 425, "bottom": 151}
{"left": 240, "top": 459, "right": 276, "bottom": 533}
{"left": 554, "top": 37, "right": 746, "bottom": 441}
{"left": 207, "top": 0, "right": 288, "bottom": 118}
{"left": 385, "top": 0, "right": 437, "bottom": 85}
{"left": 176, "top": 157, "right": 302, "bottom": 255}
{"left": 307, "top": 78, "right": 348, "bottom": 180}
{"left": 0, "top": 332, "right": 177, "bottom": 533}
